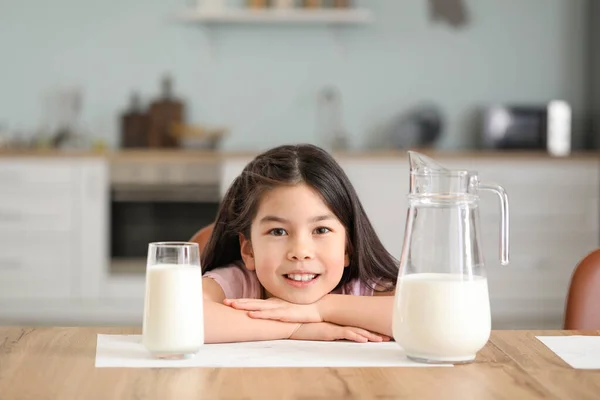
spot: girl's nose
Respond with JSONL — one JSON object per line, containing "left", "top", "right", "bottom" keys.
{"left": 287, "top": 238, "right": 314, "bottom": 261}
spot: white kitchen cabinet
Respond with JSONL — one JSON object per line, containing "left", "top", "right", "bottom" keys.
{"left": 470, "top": 158, "right": 599, "bottom": 329}
{"left": 0, "top": 233, "right": 73, "bottom": 298}
{"left": 0, "top": 158, "right": 108, "bottom": 300}
{"left": 337, "top": 159, "right": 407, "bottom": 260}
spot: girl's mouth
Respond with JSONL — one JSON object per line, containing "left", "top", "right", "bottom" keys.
{"left": 285, "top": 273, "right": 318, "bottom": 281}
{"left": 283, "top": 273, "right": 320, "bottom": 287}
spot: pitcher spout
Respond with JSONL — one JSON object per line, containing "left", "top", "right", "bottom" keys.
{"left": 408, "top": 151, "right": 449, "bottom": 175}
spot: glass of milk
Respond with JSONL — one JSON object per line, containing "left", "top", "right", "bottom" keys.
{"left": 142, "top": 242, "right": 204, "bottom": 359}
{"left": 393, "top": 151, "right": 509, "bottom": 364}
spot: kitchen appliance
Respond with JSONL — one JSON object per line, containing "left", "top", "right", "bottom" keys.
{"left": 480, "top": 101, "right": 572, "bottom": 156}
{"left": 110, "top": 162, "right": 220, "bottom": 275}
{"left": 389, "top": 103, "right": 444, "bottom": 149}
{"left": 429, "top": 0, "right": 469, "bottom": 28}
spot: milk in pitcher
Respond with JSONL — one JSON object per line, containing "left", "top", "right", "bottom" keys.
{"left": 142, "top": 263, "right": 204, "bottom": 358}
{"left": 392, "top": 273, "right": 491, "bottom": 363}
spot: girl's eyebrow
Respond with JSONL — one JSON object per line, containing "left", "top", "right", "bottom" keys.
{"left": 259, "top": 214, "right": 336, "bottom": 224}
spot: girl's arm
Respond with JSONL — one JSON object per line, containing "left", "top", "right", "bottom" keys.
{"left": 203, "top": 278, "right": 388, "bottom": 343}
{"left": 317, "top": 291, "right": 395, "bottom": 337}
{"left": 203, "top": 277, "right": 300, "bottom": 343}
{"left": 227, "top": 290, "right": 395, "bottom": 338}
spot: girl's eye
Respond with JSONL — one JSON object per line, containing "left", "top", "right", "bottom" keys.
{"left": 314, "top": 227, "right": 331, "bottom": 235}
{"left": 268, "top": 228, "right": 288, "bottom": 236}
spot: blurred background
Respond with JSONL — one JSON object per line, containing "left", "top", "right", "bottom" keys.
{"left": 0, "top": 0, "right": 598, "bottom": 329}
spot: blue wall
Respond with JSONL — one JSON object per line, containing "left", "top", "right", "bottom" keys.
{"left": 0, "top": 0, "right": 589, "bottom": 150}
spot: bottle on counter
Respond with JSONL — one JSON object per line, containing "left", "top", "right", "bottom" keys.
{"left": 52, "top": 87, "right": 92, "bottom": 150}
{"left": 147, "top": 75, "right": 185, "bottom": 148}
{"left": 120, "top": 92, "right": 149, "bottom": 148}
{"left": 317, "top": 85, "right": 350, "bottom": 151}
{"left": 0, "top": 124, "right": 9, "bottom": 149}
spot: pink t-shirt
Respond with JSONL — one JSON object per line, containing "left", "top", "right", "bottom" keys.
{"left": 203, "top": 262, "right": 375, "bottom": 299}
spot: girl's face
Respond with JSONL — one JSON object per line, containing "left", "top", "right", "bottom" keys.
{"left": 240, "top": 183, "right": 349, "bottom": 304}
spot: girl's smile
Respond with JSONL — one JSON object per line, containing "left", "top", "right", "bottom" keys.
{"left": 283, "top": 272, "right": 320, "bottom": 287}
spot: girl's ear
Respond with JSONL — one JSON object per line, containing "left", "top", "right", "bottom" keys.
{"left": 239, "top": 233, "right": 256, "bottom": 271}
{"left": 344, "top": 252, "right": 350, "bottom": 268}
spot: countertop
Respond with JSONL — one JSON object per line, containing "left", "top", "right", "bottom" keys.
{"left": 0, "top": 148, "right": 598, "bottom": 162}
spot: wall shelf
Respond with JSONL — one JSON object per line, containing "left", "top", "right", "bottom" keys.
{"left": 177, "top": 7, "right": 374, "bottom": 25}
{"left": 177, "top": 7, "right": 373, "bottom": 60}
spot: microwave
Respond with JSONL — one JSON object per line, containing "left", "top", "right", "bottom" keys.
{"left": 480, "top": 101, "right": 572, "bottom": 156}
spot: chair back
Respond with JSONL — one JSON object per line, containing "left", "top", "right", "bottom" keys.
{"left": 190, "top": 223, "right": 215, "bottom": 254}
{"left": 564, "top": 249, "right": 600, "bottom": 329}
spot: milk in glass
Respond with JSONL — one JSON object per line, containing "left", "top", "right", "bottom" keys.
{"left": 142, "top": 242, "right": 204, "bottom": 359}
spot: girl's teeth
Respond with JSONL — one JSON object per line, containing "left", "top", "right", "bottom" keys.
{"left": 287, "top": 274, "right": 316, "bottom": 282}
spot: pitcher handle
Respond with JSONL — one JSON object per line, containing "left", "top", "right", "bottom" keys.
{"left": 479, "top": 183, "right": 509, "bottom": 266}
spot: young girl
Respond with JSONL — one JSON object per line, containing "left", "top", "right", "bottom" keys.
{"left": 202, "top": 144, "right": 399, "bottom": 344}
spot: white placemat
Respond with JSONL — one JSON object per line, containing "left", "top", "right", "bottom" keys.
{"left": 95, "top": 334, "right": 453, "bottom": 368}
{"left": 536, "top": 335, "right": 600, "bottom": 369}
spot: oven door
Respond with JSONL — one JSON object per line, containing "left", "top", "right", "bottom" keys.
{"left": 110, "top": 183, "right": 219, "bottom": 274}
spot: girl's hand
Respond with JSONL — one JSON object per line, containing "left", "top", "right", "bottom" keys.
{"left": 224, "top": 297, "right": 322, "bottom": 323}
{"left": 290, "top": 322, "right": 391, "bottom": 343}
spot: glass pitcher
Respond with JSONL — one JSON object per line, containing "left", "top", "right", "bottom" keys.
{"left": 392, "top": 151, "right": 509, "bottom": 364}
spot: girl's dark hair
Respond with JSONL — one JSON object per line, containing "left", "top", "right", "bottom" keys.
{"left": 201, "top": 144, "right": 398, "bottom": 292}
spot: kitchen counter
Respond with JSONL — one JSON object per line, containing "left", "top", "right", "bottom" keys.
{"left": 0, "top": 148, "right": 598, "bottom": 162}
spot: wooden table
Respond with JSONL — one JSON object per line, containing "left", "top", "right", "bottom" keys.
{"left": 0, "top": 328, "right": 599, "bottom": 400}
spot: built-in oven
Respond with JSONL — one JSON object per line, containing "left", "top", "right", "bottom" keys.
{"left": 109, "top": 159, "right": 221, "bottom": 275}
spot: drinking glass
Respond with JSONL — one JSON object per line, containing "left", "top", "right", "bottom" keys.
{"left": 142, "top": 242, "right": 204, "bottom": 359}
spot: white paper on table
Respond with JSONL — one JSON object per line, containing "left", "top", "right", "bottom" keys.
{"left": 536, "top": 335, "right": 600, "bottom": 369}
{"left": 95, "top": 334, "right": 453, "bottom": 368}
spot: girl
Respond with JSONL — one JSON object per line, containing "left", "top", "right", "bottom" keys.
{"left": 202, "top": 144, "right": 399, "bottom": 343}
